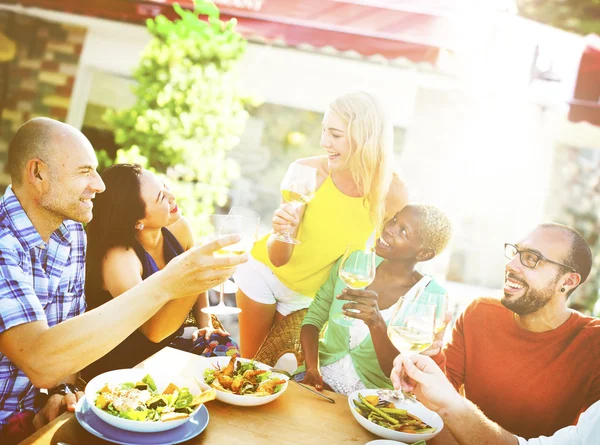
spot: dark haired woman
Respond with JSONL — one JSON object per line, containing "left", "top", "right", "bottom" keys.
{"left": 83, "top": 164, "right": 238, "bottom": 380}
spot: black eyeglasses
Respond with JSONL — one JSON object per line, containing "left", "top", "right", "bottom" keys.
{"left": 504, "top": 243, "right": 577, "bottom": 273}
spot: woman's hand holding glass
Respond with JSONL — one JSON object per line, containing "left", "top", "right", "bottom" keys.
{"left": 271, "top": 203, "right": 301, "bottom": 240}
{"left": 336, "top": 288, "right": 385, "bottom": 329}
{"left": 273, "top": 163, "right": 317, "bottom": 245}
{"left": 332, "top": 243, "right": 376, "bottom": 327}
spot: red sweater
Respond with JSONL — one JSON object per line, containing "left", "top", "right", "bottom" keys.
{"left": 440, "top": 297, "right": 600, "bottom": 439}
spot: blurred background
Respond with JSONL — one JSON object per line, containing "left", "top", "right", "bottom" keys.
{"left": 1, "top": 0, "right": 599, "bottom": 330}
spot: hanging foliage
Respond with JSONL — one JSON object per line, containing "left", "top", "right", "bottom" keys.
{"left": 105, "top": 0, "right": 256, "bottom": 233}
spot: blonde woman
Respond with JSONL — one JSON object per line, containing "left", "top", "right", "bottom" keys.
{"left": 235, "top": 91, "right": 409, "bottom": 358}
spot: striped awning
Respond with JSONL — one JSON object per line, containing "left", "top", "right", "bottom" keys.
{"left": 16, "top": 0, "right": 499, "bottom": 67}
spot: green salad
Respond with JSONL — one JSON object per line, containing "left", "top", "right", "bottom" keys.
{"left": 94, "top": 374, "right": 214, "bottom": 422}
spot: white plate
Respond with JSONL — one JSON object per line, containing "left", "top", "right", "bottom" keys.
{"left": 348, "top": 389, "right": 443, "bottom": 444}
{"left": 85, "top": 368, "right": 203, "bottom": 433}
{"left": 195, "top": 356, "right": 289, "bottom": 406}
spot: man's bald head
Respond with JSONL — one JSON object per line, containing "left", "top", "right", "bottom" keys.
{"left": 7, "top": 118, "right": 86, "bottom": 186}
{"left": 536, "top": 223, "right": 592, "bottom": 295}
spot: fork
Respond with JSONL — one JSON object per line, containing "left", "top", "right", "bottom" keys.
{"left": 376, "top": 388, "right": 418, "bottom": 405}
{"left": 270, "top": 368, "right": 336, "bottom": 404}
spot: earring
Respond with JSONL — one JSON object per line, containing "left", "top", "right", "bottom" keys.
{"left": 136, "top": 223, "right": 144, "bottom": 230}
{"left": 560, "top": 287, "right": 565, "bottom": 292}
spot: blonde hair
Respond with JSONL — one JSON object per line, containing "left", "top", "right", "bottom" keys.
{"left": 329, "top": 91, "right": 394, "bottom": 230}
{"left": 412, "top": 204, "right": 452, "bottom": 255}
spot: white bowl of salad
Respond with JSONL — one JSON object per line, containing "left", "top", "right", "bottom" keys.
{"left": 196, "top": 356, "right": 289, "bottom": 407}
{"left": 85, "top": 368, "right": 215, "bottom": 433}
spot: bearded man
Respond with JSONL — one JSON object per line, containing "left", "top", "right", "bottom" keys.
{"left": 434, "top": 223, "right": 600, "bottom": 440}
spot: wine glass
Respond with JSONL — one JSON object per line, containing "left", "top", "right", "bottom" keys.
{"left": 202, "top": 206, "right": 259, "bottom": 315}
{"left": 332, "top": 243, "right": 376, "bottom": 327}
{"left": 386, "top": 298, "right": 436, "bottom": 400}
{"left": 420, "top": 289, "right": 448, "bottom": 335}
{"left": 274, "top": 163, "right": 317, "bottom": 244}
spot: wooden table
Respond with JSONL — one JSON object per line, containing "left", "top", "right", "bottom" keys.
{"left": 19, "top": 347, "right": 455, "bottom": 445}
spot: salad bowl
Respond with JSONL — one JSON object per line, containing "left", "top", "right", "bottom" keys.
{"left": 348, "top": 389, "right": 443, "bottom": 443}
{"left": 84, "top": 368, "right": 211, "bottom": 433}
{"left": 195, "top": 356, "right": 289, "bottom": 407}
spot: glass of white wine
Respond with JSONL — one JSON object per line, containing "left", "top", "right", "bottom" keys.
{"left": 420, "top": 289, "right": 448, "bottom": 335}
{"left": 202, "top": 206, "right": 259, "bottom": 315}
{"left": 274, "top": 163, "right": 317, "bottom": 245}
{"left": 386, "top": 298, "right": 436, "bottom": 400}
{"left": 332, "top": 243, "right": 376, "bottom": 327}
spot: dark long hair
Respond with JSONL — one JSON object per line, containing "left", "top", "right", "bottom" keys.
{"left": 85, "top": 164, "right": 146, "bottom": 309}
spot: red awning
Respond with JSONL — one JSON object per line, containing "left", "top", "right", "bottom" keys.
{"left": 569, "top": 34, "right": 600, "bottom": 127}
{"left": 16, "top": 0, "right": 492, "bottom": 65}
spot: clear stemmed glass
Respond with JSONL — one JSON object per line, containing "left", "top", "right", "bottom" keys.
{"left": 332, "top": 243, "right": 376, "bottom": 327}
{"left": 202, "top": 206, "right": 259, "bottom": 315}
{"left": 274, "top": 163, "right": 317, "bottom": 244}
{"left": 420, "top": 289, "right": 448, "bottom": 335}
{"left": 386, "top": 298, "right": 436, "bottom": 400}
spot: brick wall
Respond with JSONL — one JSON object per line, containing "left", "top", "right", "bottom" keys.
{"left": 0, "top": 11, "right": 86, "bottom": 188}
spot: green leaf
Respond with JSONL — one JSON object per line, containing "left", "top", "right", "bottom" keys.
{"left": 163, "top": 390, "right": 179, "bottom": 407}
{"left": 204, "top": 369, "right": 216, "bottom": 385}
{"left": 194, "top": 0, "right": 220, "bottom": 19}
{"left": 256, "top": 373, "right": 270, "bottom": 383}
{"left": 107, "top": 403, "right": 119, "bottom": 417}
{"left": 100, "top": 0, "right": 257, "bottom": 238}
{"left": 174, "top": 388, "right": 194, "bottom": 408}
{"left": 142, "top": 374, "right": 157, "bottom": 392}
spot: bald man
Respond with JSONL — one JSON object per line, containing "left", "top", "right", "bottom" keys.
{"left": 0, "top": 118, "right": 247, "bottom": 443}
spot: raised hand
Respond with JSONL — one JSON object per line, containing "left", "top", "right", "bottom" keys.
{"left": 391, "top": 354, "right": 461, "bottom": 413}
{"left": 157, "top": 234, "right": 248, "bottom": 300}
{"left": 271, "top": 202, "right": 302, "bottom": 238}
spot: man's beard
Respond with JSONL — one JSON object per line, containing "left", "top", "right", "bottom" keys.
{"left": 40, "top": 187, "right": 91, "bottom": 224}
{"left": 501, "top": 279, "right": 557, "bottom": 316}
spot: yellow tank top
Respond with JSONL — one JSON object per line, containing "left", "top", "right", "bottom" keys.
{"left": 252, "top": 175, "right": 374, "bottom": 298}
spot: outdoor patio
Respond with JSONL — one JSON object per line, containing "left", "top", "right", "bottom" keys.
{"left": 0, "top": 1, "right": 599, "bottom": 445}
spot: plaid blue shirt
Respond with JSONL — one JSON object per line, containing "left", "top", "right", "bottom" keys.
{"left": 0, "top": 186, "right": 86, "bottom": 426}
